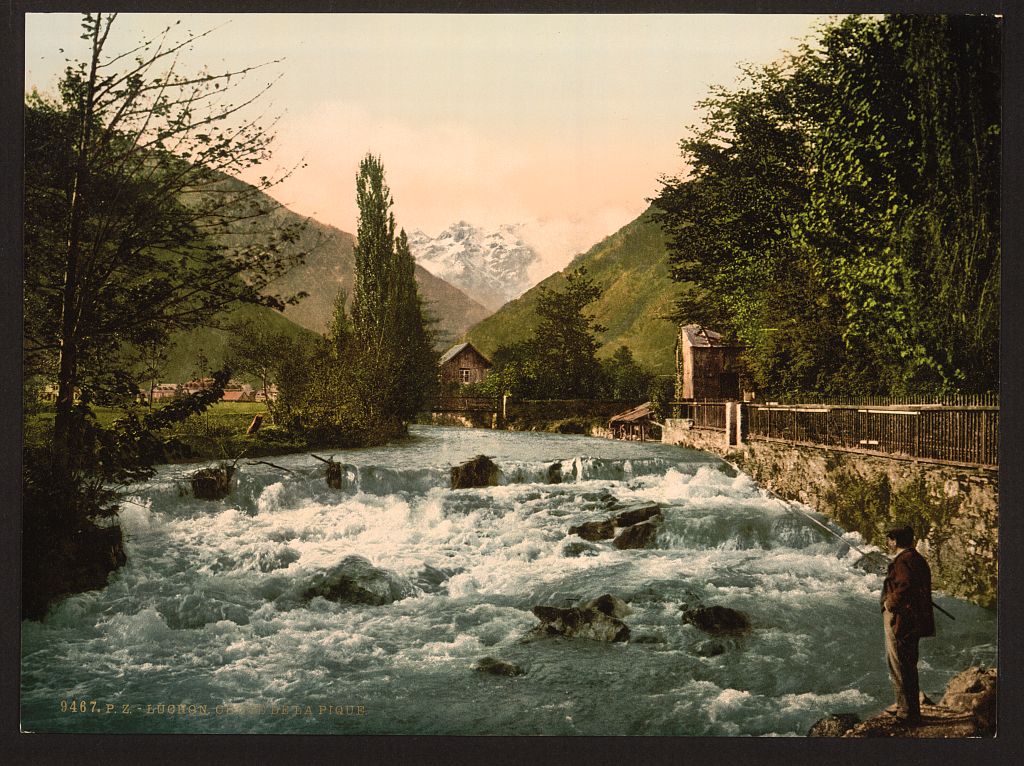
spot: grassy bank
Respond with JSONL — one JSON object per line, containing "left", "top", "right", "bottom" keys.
{"left": 25, "top": 402, "right": 310, "bottom": 464}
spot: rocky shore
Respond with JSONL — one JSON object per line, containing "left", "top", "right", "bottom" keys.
{"left": 809, "top": 666, "right": 997, "bottom": 738}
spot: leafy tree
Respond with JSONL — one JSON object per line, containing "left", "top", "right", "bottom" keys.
{"left": 654, "top": 14, "right": 1000, "bottom": 397}
{"left": 224, "top": 316, "right": 296, "bottom": 414}
{"left": 24, "top": 12, "right": 308, "bottom": 484}
{"left": 526, "top": 267, "right": 606, "bottom": 399}
{"left": 601, "top": 346, "right": 655, "bottom": 401}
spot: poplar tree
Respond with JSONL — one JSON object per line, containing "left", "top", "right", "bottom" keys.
{"left": 350, "top": 155, "right": 436, "bottom": 427}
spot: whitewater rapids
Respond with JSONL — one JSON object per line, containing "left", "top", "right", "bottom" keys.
{"left": 20, "top": 426, "right": 996, "bottom": 735}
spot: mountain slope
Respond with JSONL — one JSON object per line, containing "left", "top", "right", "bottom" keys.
{"left": 465, "top": 208, "right": 679, "bottom": 374}
{"left": 158, "top": 303, "right": 318, "bottom": 383}
{"left": 208, "top": 175, "right": 493, "bottom": 348}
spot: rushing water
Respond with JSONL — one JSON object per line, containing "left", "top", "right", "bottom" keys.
{"left": 21, "top": 426, "right": 996, "bottom": 735}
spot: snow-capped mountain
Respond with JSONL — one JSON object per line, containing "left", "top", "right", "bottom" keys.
{"left": 408, "top": 222, "right": 539, "bottom": 311}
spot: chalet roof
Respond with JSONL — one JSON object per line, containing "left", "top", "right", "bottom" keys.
{"left": 680, "top": 325, "right": 734, "bottom": 348}
{"left": 439, "top": 342, "right": 492, "bottom": 367}
{"left": 609, "top": 401, "right": 654, "bottom": 426}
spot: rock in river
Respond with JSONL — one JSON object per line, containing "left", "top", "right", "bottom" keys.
{"left": 613, "top": 502, "right": 662, "bottom": 527}
{"left": 613, "top": 519, "right": 661, "bottom": 549}
{"left": 682, "top": 604, "right": 752, "bottom": 636}
{"left": 451, "top": 455, "right": 500, "bottom": 489}
{"left": 568, "top": 519, "right": 616, "bottom": 541}
{"left": 474, "top": 657, "right": 525, "bottom": 677}
{"left": 531, "top": 602, "right": 631, "bottom": 643}
{"left": 301, "top": 555, "right": 412, "bottom": 606}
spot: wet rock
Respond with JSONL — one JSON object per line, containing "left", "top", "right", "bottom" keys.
{"left": 474, "top": 656, "right": 525, "bottom": 677}
{"left": 547, "top": 462, "right": 563, "bottom": 484}
{"left": 326, "top": 461, "right": 344, "bottom": 489}
{"left": 451, "top": 455, "right": 500, "bottom": 489}
{"left": 613, "top": 519, "right": 661, "bottom": 549}
{"left": 808, "top": 714, "right": 861, "bottom": 737}
{"left": 613, "top": 502, "right": 662, "bottom": 527}
{"left": 940, "top": 666, "right": 997, "bottom": 732}
{"left": 682, "top": 604, "right": 752, "bottom": 636}
{"left": 414, "top": 564, "right": 464, "bottom": 594}
{"left": 692, "top": 639, "right": 727, "bottom": 657}
{"left": 580, "top": 593, "right": 632, "bottom": 619}
{"left": 190, "top": 465, "right": 234, "bottom": 500}
{"left": 531, "top": 604, "right": 630, "bottom": 642}
{"left": 853, "top": 550, "right": 890, "bottom": 575}
{"left": 302, "top": 555, "right": 411, "bottom": 606}
{"left": 568, "top": 519, "right": 616, "bottom": 541}
{"left": 630, "top": 633, "right": 665, "bottom": 644}
{"left": 562, "top": 541, "right": 600, "bottom": 558}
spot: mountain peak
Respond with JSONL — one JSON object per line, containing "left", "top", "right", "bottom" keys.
{"left": 409, "top": 222, "right": 539, "bottom": 312}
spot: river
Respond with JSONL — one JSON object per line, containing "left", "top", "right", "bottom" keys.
{"left": 20, "top": 426, "right": 996, "bottom": 735}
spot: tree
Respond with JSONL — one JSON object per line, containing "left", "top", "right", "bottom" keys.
{"left": 350, "top": 155, "right": 437, "bottom": 427}
{"left": 224, "top": 315, "right": 296, "bottom": 414}
{"left": 654, "top": 14, "right": 1000, "bottom": 397}
{"left": 527, "top": 267, "right": 606, "bottom": 399}
{"left": 601, "top": 346, "right": 654, "bottom": 400}
{"left": 24, "top": 13, "right": 308, "bottom": 482}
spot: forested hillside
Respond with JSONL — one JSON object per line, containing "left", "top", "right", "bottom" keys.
{"left": 466, "top": 208, "right": 678, "bottom": 374}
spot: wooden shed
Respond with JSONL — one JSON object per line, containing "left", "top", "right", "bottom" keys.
{"left": 439, "top": 342, "right": 492, "bottom": 387}
{"left": 609, "top": 401, "right": 656, "bottom": 441}
{"left": 675, "top": 325, "right": 744, "bottom": 401}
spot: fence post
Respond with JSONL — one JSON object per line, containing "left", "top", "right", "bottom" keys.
{"left": 725, "top": 402, "right": 735, "bottom": 447}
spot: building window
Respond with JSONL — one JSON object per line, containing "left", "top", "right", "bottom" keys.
{"left": 459, "top": 368, "right": 472, "bottom": 384}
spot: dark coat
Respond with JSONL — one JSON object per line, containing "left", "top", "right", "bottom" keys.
{"left": 881, "top": 548, "right": 935, "bottom": 639}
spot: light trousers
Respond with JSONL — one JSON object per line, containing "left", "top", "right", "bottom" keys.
{"left": 883, "top": 607, "right": 921, "bottom": 718}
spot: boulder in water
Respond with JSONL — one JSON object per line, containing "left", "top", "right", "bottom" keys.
{"left": 613, "top": 519, "right": 661, "bottom": 549}
{"left": 808, "top": 714, "right": 861, "bottom": 737}
{"left": 474, "top": 656, "right": 525, "bottom": 677}
{"left": 531, "top": 604, "right": 630, "bottom": 643}
{"left": 682, "top": 604, "right": 752, "bottom": 636}
{"left": 414, "top": 564, "right": 463, "bottom": 594}
{"left": 547, "top": 462, "right": 563, "bottom": 484}
{"left": 692, "top": 639, "right": 727, "bottom": 657}
{"left": 853, "top": 550, "right": 890, "bottom": 575}
{"left": 190, "top": 465, "right": 234, "bottom": 500}
{"left": 580, "top": 593, "right": 632, "bottom": 619}
{"left": 568, "top": 519, "right": 616, "bottom": 541}
{"left": 613, "top": 502, "right": 662, "bottom": 527}
{"left": 940, "top": 666, "right": 997, "bottom": 732}
{"left": 451, "top": 455, "right": 500, "bottom": 489}
{"left": 562, "top": 541, "right": 600, "bottom": 558}
{"left": 301, "top": 555, "right": 411, "bottom": 606}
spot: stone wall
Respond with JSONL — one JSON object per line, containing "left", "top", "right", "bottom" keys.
{"left": 662, "top": 418, "right": 998, "bottom": 606}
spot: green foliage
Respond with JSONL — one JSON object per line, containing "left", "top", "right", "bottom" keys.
{"left": 601, "top": 346, "right": 655, "bottom": 401}
{"left": 467, "top": 210, "right": 677, "bottom": 374}
{"left": 24, "top": 13, "right": 309, "bottom": 534}
{"left": 278, "top": 159, "right": 438, "bottom": 443}
{"left": 654, "top": 14, "right": 1000, "bottom": 398}
{"left": 527, "top": 267, "right": 607, "bottom": 399}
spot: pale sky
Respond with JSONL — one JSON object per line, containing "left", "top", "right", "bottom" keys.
{"left": 25, "top": 12, "right": 831, "bottom": 280}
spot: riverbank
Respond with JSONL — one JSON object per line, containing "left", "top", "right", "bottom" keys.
{"left": 810, "top": 666, "right": 997, "bottom": 738}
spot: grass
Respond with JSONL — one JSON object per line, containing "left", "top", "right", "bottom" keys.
{"left": 24, "top": 401, "right": 312, "bottom": 463}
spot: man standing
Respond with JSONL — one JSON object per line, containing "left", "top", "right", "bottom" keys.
{"left": 880, "top": 526, "right": 935, "bottom": 725}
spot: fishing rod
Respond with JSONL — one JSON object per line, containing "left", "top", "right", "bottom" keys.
{"left": 720, "top": 459, "right": 954, "bottom": 621}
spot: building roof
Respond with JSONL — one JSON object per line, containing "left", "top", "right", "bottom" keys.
{"left": 680, "top": 325, "right": 735, "bottom": 348}
{"left": 609, "top": 401, "right": 654, "bottom": 426}
{"left": 439, "top": 342, "right": 492, "bottom": 367}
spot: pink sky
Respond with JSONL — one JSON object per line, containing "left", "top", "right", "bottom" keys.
{"left": 26, "top": 13, "right": 830, "bottom": 281}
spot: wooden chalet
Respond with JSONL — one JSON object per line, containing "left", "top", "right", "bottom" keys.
{"left": 675, "top": 325, "right": 744, "bottom": 401}
{"left": 439, "top": 342, "right": 492, "bottom": 387}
